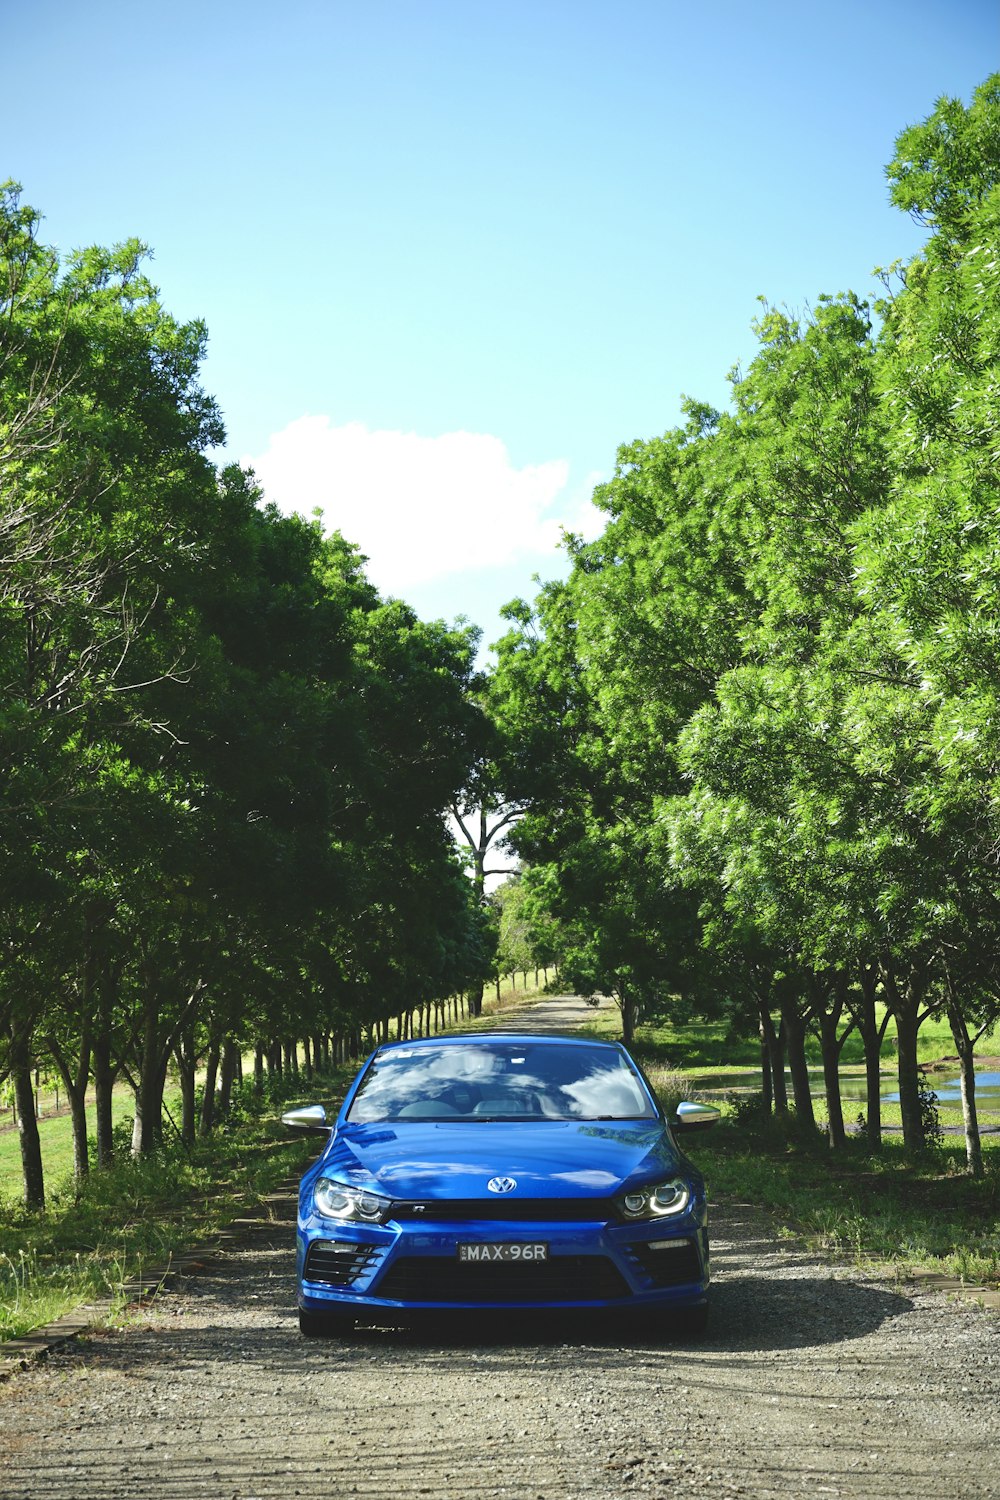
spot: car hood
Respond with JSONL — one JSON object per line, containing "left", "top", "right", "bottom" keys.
{"left": 314, "top": 1119, "right": 682, "bottom": 1200}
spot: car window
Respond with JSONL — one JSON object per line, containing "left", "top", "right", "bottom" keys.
{"left": 346, "top": 1043, "right": 655, "bottom": 1123}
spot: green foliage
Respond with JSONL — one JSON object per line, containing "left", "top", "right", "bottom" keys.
{"left": 483, "top": 77, "right": 1000, "bottom": 1171}
{"left": 0, "top": 184, "right": 492, "bottom": 1206}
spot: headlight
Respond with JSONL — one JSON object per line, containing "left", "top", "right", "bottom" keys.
{"left": 619, "top": 1177, "right": 691, "bottom": 1219}
{"left": 313, "top": 1178, "right": 392, "bottom": 1223}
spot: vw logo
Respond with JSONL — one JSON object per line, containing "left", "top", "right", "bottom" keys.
{"left": 487, "top": 1176, "right": 517, "bottom": 1194}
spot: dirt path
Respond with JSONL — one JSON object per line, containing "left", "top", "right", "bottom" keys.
{"left": 485, "top": 993, "right": 613, "bottom": 1032}
{"left": 1, "top": 998, "right": 997, "bottom": 1500}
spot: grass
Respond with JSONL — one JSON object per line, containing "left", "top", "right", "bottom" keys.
{"left": 0, "top": 1069, "right": 356, "bottom": 1343}
{"left": 571, "top": 1000, "right": 1000, "bottom": 1286}
{"left": 688, "top": 1121, "right": 1000, "bottom": 1289}
{"left": 575, "top": 1001, "right": 1000, "bottom": 1074}
{"left": 0, "top": 1091, "right": 137, "bottom": 1194}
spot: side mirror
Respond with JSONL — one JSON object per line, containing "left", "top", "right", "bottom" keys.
{"left": 281, "top": 1104, "right": 330, "bottom": 1134}
{"left": 672, "top": 1100, "right": 721, "bottom": 1132}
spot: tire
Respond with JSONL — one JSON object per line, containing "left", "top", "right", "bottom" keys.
{"left": 299, "top": 1307, "right": 354, "bottom": 1339}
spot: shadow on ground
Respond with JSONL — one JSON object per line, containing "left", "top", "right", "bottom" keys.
{"left": 65, "top": 1226, "right": 912, "bottom": 1374}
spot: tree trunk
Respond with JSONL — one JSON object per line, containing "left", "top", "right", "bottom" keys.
{"left": 176, "top": 1032, "right": 197, "bottom": 1146}
{"left": 619, "top": 990, "right": 637, "bottom": 1048}
{"left": 852, "top": 962, "right": 884, "bottom": 1153}
{"left": 467, "top": 984, "right": 484, "bottom": 1019}
{"left": 779, "top": 998, "right": 815, "bottom": 1129}
{"left": 218, "top": 1040, "right": 239, "bottom": 1117}
{"left": 760, "top": 1006, "right": 786, "bottom": 1112}
{"left": 47, "top": 1028, "right": 92, "bottom": 1181}
{"left": 9, "top": 1024, "right": 44, "bottom": 1209}
{"left": 200, "top": 1037, "right": 220, "bottom": 1136}
{"left": 883, "top": 967, "right": 925, "bottom": 1152}
{"left": 92, "top": 971, "right": 122, "bottom": 1167}
{"left": 93, "top": 1025, "right": 115, "bottom": 1166}
{"left": 135, "top": 979, "right": 164, "bottom": 1156}
{"left": 758, "top": 1026, "right": 773, "bottom": 1113}
{"left": 816, "top": 1005, "right": 847, "bottom": 1149}
{"left": 946, "top": 993, "right": 983, "bottom": 1179}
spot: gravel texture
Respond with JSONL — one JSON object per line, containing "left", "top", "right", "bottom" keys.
{"left": 2, "top": 1000, "right": 998, "bottom": 1499}
{"left": 1, "top": 1198, "right": 998, "bottom": 1498}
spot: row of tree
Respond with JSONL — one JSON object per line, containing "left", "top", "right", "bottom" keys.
{"left": 487, "top": 78, "right": 1000, "bottom": 1176}
{"left": 0, "top": 184, "right": 496, "bottom": 1207}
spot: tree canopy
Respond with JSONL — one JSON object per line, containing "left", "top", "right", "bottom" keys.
{"left": 0, "top": 185, "right": 492, "bottom": 1204}
{"left": 488, "top": 76, "right": 1000, "bottom": 1173}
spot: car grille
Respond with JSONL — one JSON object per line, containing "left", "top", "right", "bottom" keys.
{"left": 375, "top": 1254, "right": 630, "bottom": 1304}
{"left": 304, "top": 1240, "right": 384, "bottom": 1287}
{"left": 390, "top": 1198, "right": 619, "bottom": 1222}
{"left": 626, "top": 1237, "right": 703, "bottom": 1288}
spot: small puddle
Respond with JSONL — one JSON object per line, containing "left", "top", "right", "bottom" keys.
{"left": 838, "top": 1070, "right": 1000, "bottom": 1104}
{"left": 886, "top": 1070, "right": 1000, "bottom": 1104}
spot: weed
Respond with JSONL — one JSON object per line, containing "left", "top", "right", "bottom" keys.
{"left": 724, "top": 1091, "right": 826, "bottom": 1155}
{"left": 918, "top": 1069, "right": 944, "bottom": 1149}
{"left": 644, "top": 1068, "right": 695, "bottom": 1119}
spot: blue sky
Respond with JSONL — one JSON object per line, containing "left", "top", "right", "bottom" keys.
{"left": 5, "top": 0, "right": 997, "bottom": 648}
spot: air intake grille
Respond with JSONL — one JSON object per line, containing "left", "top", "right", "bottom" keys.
{"left": 626, "top": 1237, "right": 703, "bottom": 1288}
{"left": 304, "top": 1240, "right": 383, "bottom": 1287}
{"left": 375, "top": 1254, "right": 630, "bottom": 1304}
{"left": 390, "top": 1198, "right": 618, "bottom": 1223}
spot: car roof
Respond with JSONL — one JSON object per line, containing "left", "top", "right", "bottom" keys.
{"left": 374, "top": 1032, "right": 626, "bottom": 1053}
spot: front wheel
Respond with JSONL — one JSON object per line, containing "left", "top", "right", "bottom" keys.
{"left": 299, "top": 1307, "right": 355, "bottom": 1339}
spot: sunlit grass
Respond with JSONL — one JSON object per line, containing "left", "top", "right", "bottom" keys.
{"left": 577, "top": 1000, "right": 1000, "bottom": 1071}
{"left": 659, "top": 1090, "right": 1000, "bottom": 1286}
{"left": 0, "top": 1072, "right": 352, "bottom": 1342}
{"left": 0, "top": 1092, "right": 137, "bottom": 1198}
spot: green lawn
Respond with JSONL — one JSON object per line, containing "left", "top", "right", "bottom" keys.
{"left": 0, "top": 1092, "right": 138, "bottom": 1196}
{"left": 0, "top": 1068, "right": 356, "bottom": 1342}
{"left": 581, "top": 1004, "right": 1000, "bottom": 1289}
{"left": 578, "top": 1002, "right": 1000, "bottom": 1073}
{"left": 575, "top": 1003, "right": 1000, "bottom": 1134}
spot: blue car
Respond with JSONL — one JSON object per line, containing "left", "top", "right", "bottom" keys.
{"left": 282, "top": 1033, "right": 719, "bottom": 1338}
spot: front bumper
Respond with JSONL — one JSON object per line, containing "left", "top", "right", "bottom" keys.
{"left": 295, "top": 1207, "right": 710, "bottom": 1315}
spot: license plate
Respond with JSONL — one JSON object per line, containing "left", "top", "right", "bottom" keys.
{"left": 457, "top": 1242, "right": 548, "bottom": 1263}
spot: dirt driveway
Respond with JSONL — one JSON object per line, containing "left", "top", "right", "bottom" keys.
{"left": 1, "top": 1001, "right": 997, "bottom": 1499}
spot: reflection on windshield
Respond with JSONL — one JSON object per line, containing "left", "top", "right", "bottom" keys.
{"left": 347, "top": 1044, "right": 654, "bottom": 1123}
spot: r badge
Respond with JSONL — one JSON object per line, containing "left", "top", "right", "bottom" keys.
{"left": 487, "top": 1176, "right": 517, "bottom": 1194}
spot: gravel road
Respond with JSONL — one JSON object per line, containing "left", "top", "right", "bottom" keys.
{"left": 2, "top": 1202, "right": 997, "bottom": 1500}
{"left": 2, "top": 1001, "right": 998, "bottom": 1500}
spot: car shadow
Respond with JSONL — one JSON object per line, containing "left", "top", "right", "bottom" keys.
{"left": 324, "top": 1268, "right": 913, "bottom": 1355}
{"left": 55, "top": 1228, "right": 915, "bottom": 1375}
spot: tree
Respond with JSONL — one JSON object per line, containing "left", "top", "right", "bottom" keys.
{"left": 0, "top": 187, "right": 492, "bottom": 1201}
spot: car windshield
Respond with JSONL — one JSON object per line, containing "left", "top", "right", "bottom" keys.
{"left": 346, "top": 1042, "right": 656, "bottom": 1123}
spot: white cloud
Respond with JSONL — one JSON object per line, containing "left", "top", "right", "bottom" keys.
{"left": 245, "top": 416, "right": 599, "bottom": 596}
